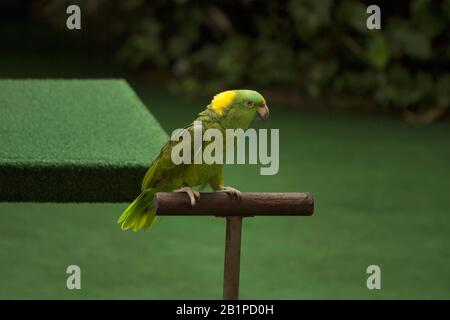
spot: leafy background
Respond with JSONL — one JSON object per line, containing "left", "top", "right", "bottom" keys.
{"left": 31, "top": 0, "right": 450, "bottom": 122}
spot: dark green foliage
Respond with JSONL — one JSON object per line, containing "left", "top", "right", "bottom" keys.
{"left": 36, "top": 0, "right": 450, "bottom": 110}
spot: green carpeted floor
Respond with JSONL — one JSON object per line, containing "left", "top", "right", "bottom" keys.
{"left": 1, "top": 90, "right": 449, "bottom": 299}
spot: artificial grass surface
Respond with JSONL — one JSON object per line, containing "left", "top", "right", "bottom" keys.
{"left": 0, "top": 91, "right": 449, "bottom": 299}
{"left": 0, "top": 80, "right": 167, "bottom": 202}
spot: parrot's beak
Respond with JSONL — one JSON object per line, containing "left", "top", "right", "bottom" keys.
{"left": 256, "top": 103, "right": 269, "bottom": 120}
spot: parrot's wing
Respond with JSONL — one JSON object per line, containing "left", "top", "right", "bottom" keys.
{"left": 141, "top": 138, "right": 184, "bottom": 190}
{"left": 141, "top": 122, "right": 203, "bottom": 190}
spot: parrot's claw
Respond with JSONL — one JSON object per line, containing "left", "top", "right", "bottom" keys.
{"left": 173, "top": 186, "right": 200, "bottom": 206}
{"left": 217, "top": 186, "right": 242, "bottom": 201}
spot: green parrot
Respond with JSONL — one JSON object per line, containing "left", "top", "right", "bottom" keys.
{"left": 118, "top": 89, "right": 269, "bottom": 231}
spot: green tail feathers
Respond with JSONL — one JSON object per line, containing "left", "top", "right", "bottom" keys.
{"left": 118, "top": 188, "right": 158, "bottom": 231}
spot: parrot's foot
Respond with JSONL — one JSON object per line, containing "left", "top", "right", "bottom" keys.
{"left": 173, "top": 186, "right": 200, "bottom": 206}
{"left": 217, "top": 186, "right": 242, "bottom": 201}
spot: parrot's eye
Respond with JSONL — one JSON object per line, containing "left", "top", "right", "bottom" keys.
{"left": 244, "top": 101, "right": 254, "bottom": 108}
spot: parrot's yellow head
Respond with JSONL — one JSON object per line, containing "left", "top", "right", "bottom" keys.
{"left": 209, "top": 89, "right": 269, "bottom": 129}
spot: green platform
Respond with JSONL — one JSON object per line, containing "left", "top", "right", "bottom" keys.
{"left": 0, "top": 80, "right": 167, "bottom": 202}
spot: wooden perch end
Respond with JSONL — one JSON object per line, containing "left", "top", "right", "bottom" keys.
{"left": 153, "top": 192, "right": 314, "bottom": 216}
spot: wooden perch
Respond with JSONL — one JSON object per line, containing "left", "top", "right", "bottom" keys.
{"left": 153, "top": 192, "right": 314, "bottom": 216}
{"left": 153, "top": 192, "right": 315, "bottom": 300}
